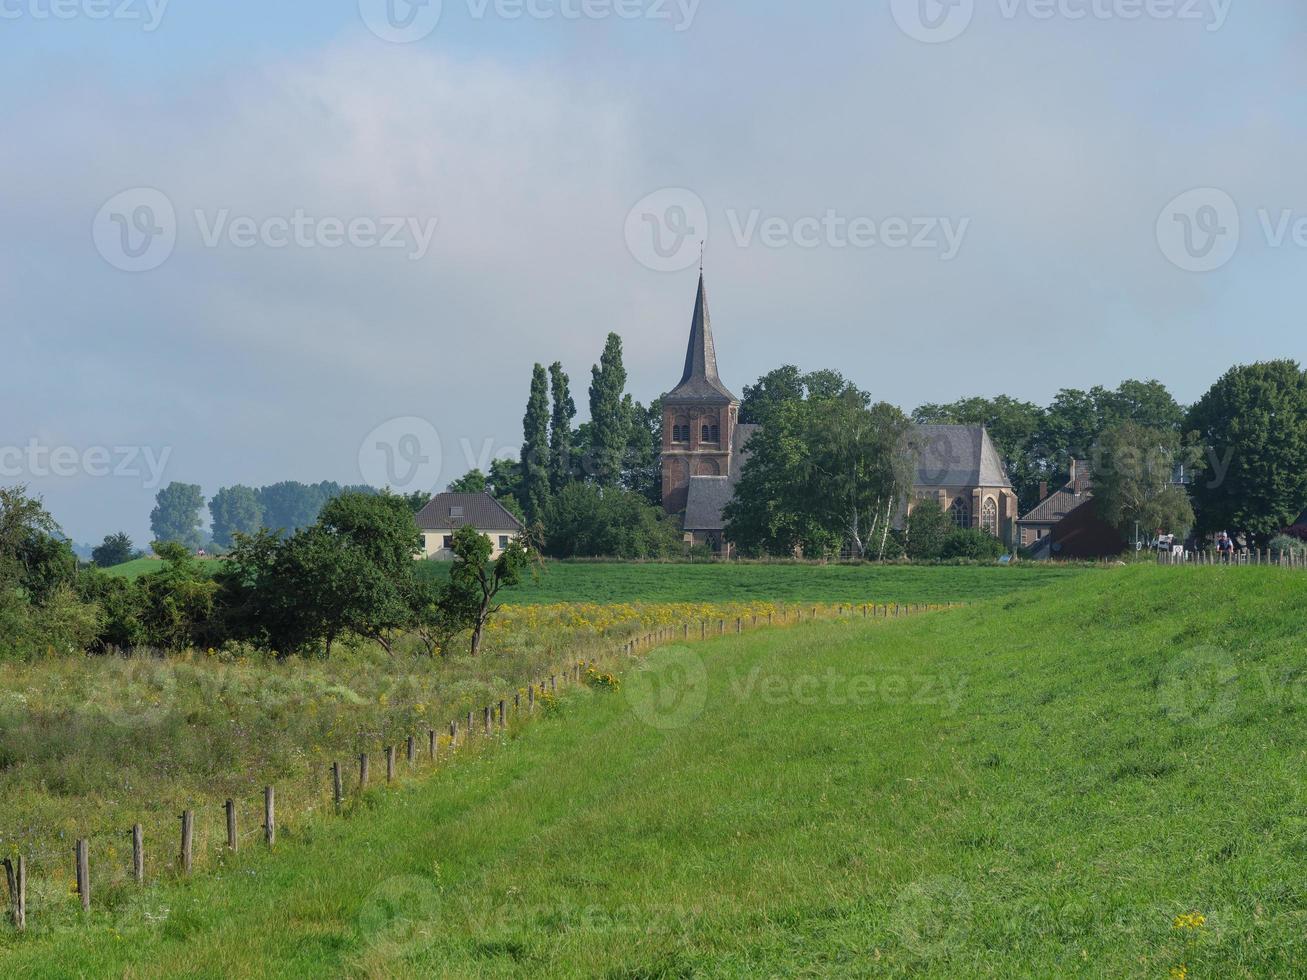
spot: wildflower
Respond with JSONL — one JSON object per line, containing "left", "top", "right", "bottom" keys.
{"left": 1172, "top": 913, "right": 1206, "bottom": 931}
{"left": 1170, "top": 965, "right": 1188, "bottom": 979}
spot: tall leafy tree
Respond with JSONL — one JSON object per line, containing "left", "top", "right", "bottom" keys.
{"left": 92, "top": 532, "right": 138, "bottom": 568}
{"left": 624, "top": 397, "right": 663, "bottom": 506}
{"left": 209, "top": 485, "right": 264, "bottom": 548}
{"left": 549, "top": 362, "right": 577, "bottom": 491}
{"left": 726, "top": 392, "right": 915, "bottom": 559}
{"left": 257, "top": 481, "right": 340, "bottom": 534}
{"left": 1092, "top": 422, "right": 1201, "bottom": 541}
{"left": 149, "top": 482, "right": 205, "bottom": 550}
{"left": 1187, "top": 361, "right": 1307, "bottom": 544}
{"left": 740, "top": 365, "right": 807, "bottom": 426}
{"left": 447, "top": 469, "right": 488, "bottom": 494}
{"left": 444, "top": 524, "right": 531, "bottom": 657}
{"left": 588, "top": 333, "right": 630, "bottom": 488}
{"left": 520, "top": 363, "right": 552, "bottom": 523}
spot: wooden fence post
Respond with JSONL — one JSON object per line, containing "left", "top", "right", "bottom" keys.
{"left": 75, "top": 839, "right": 90, "bottom": 911}
{"left": 429, "top": 730, "right": 437, "bottom": 760}
{"left": 407, "top": 735, "right": 416, "bottom": 767}
{"left": 360, "top": 753, "right": 370, "bottom": 789}
{"left": 226, "top": 799, "right": 238, "bottom": 852}
{"left": 450, "top": 720, "right": 458, "bottom": 745}
{"left": 332, "top": 762, "right": 344, "bottom": 809}
{"left": 180, "top": 810, "right": 194, "bottom": 874}
{"left": 132, "top": 824, "right": 144, "bottom": 884}
{"left": 2, "top": 856, "right": 24, "bottom": 931}
{"left": 528, "top": 685, "right": 535, "bottom": 712}
{"left": 736, "top": 618, "right": 741, "bottom": 634}
{"left": 483, "top": 706, "right": 492, "bottom": 735}
{"left": 498, "top": 700, "right": 506, "bottom": 729}
{"left": 513, "top": 692, "right": 520, "bottom": 713}
{"left": 467, "top": 710, "right": 474, "bottom": 738}
{"left": 264, "top": 787, "right": 276, "bottom": 848}
{"left": 550, "top": 675, "right": 557, "bottom": 693}
{"left": 386, "top": 746, "right": 396, "bottom": 783}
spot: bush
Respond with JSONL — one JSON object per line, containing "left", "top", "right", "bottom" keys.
{"left": 1269, "top": 534, "right": 1306, "bottom": 556}
{"left": 942, "top": 529, "right": 1007, "bottom": 562}
{"left": 903, "top": 500, "right": 953, "bottom": 561}
{"left": 543, "top": 484, "right": 683, "bottom": 559}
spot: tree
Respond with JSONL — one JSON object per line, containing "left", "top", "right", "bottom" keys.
{"left": 1091, "top": 422, "right": 1200, "bottom": 541}
{"left": 740, "top": 365, "right": 806, "bottom": 426}
{"left": 725, "top": 392, "right": 915, "bottom": 559}
{"left": 520, "top": 364, "right": 552, "bottom": 522}
{"left": 542, "top": 483, "right": 683, "bottom": 559}
{"left": 588, "top": 333, "right": 630, "bottom": 488}
{"left": 0, "top": 485, "right": 76, "bottom": 602}
{"left": 149, "top": 482, "right": 205, "bottom": 551}
{"left": 444, "top": 524, "right": 531, "bottom": 656}
{"left": 134, "top": 542, "right": 221, "bottom": 651}
{"left": 1186, "top": 361, "right": 1307, "bottom": 544}
{"left": 549, "top": 362, "right": 577, "bottom": 491}
{"left": 257, "top": 481, "right": 340, "bottom": 535}
{"left": 624, "top": 397, "right": 662, "bottom": 506}
{"left": 92, "top": 532, "right": 139, "bottom": 568}
{"left": 903, "top": 499, "right": 953, "bottom": 561}
{"left": 209, "top": 485, "right": 263, "bottom": 548}
{"left": 447, "top": 469, "right": 488, "bottom": 494}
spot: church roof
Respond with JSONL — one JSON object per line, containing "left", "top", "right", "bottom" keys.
{"left": 912, "top": 425, "right": 1012, "bottom": 489}
{"left": 683, "top": 424, "right": 759, "bottom": 532}
{"left": 666, "top": 273, "right": 738, "bottom": 405}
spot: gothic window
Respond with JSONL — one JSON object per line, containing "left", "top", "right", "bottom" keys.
{"left": 982, "top": 498, "right": 999, "bottom": 536}
{"left": 950, "top": 498, "right": 970, "bottom": 529}
{"left": 671, "top": 417, "right": 690, "bottom": 444}
{"left": 701, "top": 424, "right": 720, "bottom": 443}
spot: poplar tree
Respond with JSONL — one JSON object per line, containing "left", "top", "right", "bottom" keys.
{"left": 519, "top": 364, "right": 552, "bottom": 523}
{"left": 549, "top": 362, "right": 577, "bottom": 491}
{"left": 588, "top": 333, "right": 630, "bottom": 489}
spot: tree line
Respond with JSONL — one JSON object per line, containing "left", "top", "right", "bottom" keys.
{"left": 1, "top": 487, "right": 529, "bottom": 661}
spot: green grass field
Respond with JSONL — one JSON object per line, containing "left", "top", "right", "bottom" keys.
{"left": 4, "top": 565, "right": 1303, "bottom": 976}
{"left": 420, "top": 560, "right": 1096, "bottom": 605}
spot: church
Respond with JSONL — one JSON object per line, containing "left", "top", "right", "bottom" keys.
{"left": 660, "top": 275, "right": 1019, "bottom": 555}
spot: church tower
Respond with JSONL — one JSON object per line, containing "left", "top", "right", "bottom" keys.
{"left": 661, "top": 273, "right": 739, "bottom": 515}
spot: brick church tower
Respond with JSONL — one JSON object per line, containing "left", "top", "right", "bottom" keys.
{"left": 661, "top": 274, "right": 739, "bottom": 515}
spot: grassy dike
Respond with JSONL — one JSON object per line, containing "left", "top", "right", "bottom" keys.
{"left": 4, "top": 566, "right": 1307, "bottom": 976}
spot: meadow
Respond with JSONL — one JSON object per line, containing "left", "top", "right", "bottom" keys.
{"left": 4, "top": 564, "right": 1303, "bottom": 976}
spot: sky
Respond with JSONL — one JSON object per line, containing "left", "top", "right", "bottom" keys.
{"left": 2, "top": 0, "right": 1305, "bottom": 545}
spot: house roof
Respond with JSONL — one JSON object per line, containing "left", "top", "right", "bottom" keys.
{"left": 665, "top": 273, "right": 738, "bottom": 405}
{"left": 414, "top": 493, "right": 523, "bottom": 531}
{"left": 1019, "top": 461, "right": 1093, "bottom": 525}
{"left": 912, "top": 425, "right": 1012, "bottom": 489}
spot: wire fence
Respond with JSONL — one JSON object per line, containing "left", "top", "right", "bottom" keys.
{"left": 1, "top": 601, "right": 952, "bottom": 932}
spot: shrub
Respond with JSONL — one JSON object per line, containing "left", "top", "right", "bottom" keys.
{"left": 942, "top": 529, "right": 1007, "bottom": 562}
{"left": 1269, "top": 534, "right": 1306, "bottom": 556}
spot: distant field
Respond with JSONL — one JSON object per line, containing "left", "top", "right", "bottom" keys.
{"left": 420, "top": 560, "right": 1097, "bottom": 605}
{"left": 8, "top": 566, "right": 1306, "bottom": 976}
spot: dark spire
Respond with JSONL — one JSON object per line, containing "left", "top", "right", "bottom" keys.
{"left": 668, "top": 272, "right": 737, "bottom": 404}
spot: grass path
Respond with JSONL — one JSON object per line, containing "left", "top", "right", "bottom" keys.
{"left": 5, "top": 566, "right": 1306, "bottom": 976}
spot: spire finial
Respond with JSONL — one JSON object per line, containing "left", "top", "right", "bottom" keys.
{"left": 699, "top": 241, "right": 705, "bottom": 274}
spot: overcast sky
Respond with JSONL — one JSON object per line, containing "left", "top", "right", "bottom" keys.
{"left": 3, "top": 1, "right": 1304, "bottom": 544}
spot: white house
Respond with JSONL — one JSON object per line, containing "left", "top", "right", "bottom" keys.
{"left": 414, "top": 492, "right": 524, "bottom": 561}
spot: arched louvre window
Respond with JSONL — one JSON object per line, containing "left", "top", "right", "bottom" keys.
{"left": 982, "top": 498, "right": 999, "bottom": 536}
{"left": 950, "top": 498, "right": 970, "bottom": 529}
{"left": 701, "top": 424, "right": 721, "bottom": 443}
